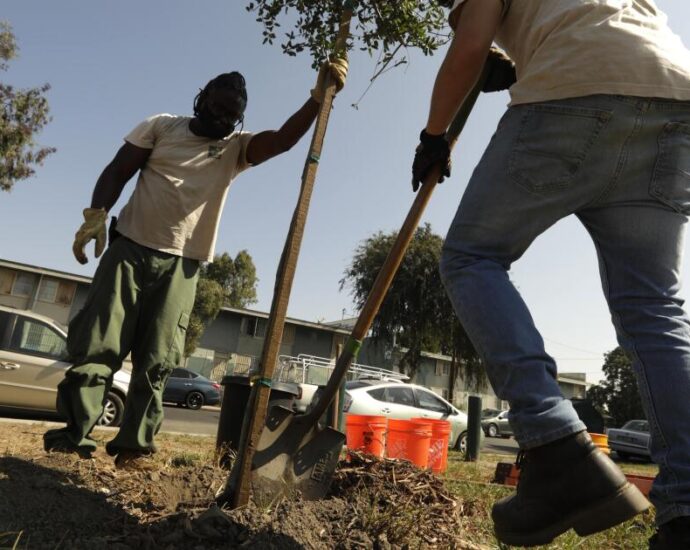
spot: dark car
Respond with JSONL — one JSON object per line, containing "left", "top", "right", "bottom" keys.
{"left": 481, "top": 410, "right": 513, "bottom": 438}
{"left": 163, "top": 368, "right": 221, "bottom": 410}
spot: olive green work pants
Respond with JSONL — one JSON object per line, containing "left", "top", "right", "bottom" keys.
{"left": 43, "top": 237, "right": 199, "bottom": 456}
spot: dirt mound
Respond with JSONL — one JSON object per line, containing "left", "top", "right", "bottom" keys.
{"left": 0, "top": 424, "right": 481, "bottom": 549}
{"left": 329, "top": 451, "right": 464, "bottom": 547}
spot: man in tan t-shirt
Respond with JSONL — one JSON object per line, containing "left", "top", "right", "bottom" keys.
{"left": 43, "top": 61, "right": 347, "bottom": 470}
{"left": 412, "top": 0, "right": 690, "bottom": 547}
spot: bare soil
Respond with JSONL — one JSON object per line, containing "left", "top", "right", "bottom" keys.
{"left": 0, "top": 423, "right": 484, "bottom": 549}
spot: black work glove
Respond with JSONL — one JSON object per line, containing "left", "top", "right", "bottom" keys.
{"left": 411, "top": 130, "right": 451, "bottom": 192}
{"left": 483, "top": 48, "right": 516, "bottom": 93}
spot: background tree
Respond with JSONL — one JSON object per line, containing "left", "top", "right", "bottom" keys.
{"left": 203, "top": 250, "right": 258, "bottom": 308}
{"left": 588, "top": 347, "right": 645, "bottom": 428}
{"left": 1, "top": 21, "right": 55, "bottom": 192}
{"left": 440, "top": 317, "right": 487, "bottom": 404}
{"left": 184, "top": 278, "right": 225, "bottom": 358}
{"left": 184, "top": 250, "right": 259, "bottom": 357}
{"left": 341, "top": 223, "right": 483, "bottom": 390}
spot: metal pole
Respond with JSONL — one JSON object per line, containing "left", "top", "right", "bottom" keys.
{"left": 465, "top": 395, "right": 482, "bottom": 462}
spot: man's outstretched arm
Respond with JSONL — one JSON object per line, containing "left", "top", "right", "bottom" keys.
{"left": 246, "top": 58, "right": 348, "bottom": 166}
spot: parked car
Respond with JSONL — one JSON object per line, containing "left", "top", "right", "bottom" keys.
{"left": 0, "top": 305, "right": 130, "bottom": 427}
{"left": 481, "top": 410, "right": 513, "bottom": 438}
{"left": 481, "top": 408, "right": 502, "bottom": 419}
{"left": 607, "top": 419, "right": 651, "bottom": 461}
{"left": 162, "top": 368, "right": 221, "bottom": 410}
{"left": 342, "top": 380, "right": 470, "bottom": 452}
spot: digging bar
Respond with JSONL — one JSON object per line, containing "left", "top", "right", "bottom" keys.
{"left": 218, "top": 4, "right": 356, "bottom": 510}
{"left": 243, "top": 60, "right": 494, "bottom": 506}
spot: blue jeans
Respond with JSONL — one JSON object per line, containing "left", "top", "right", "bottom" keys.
{"left": 439, "top": 95, "right": 690, "bottom": 525}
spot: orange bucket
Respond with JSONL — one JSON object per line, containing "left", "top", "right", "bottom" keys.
{"left": 413, "top": 418, "right": 452, "bottom": 474}
{"left": 386, "top": 419, "right": 432, "bottom": 468}
{"left": 345, "top": 415, "right": 387, "bottom": 457}
{"left": 589, "top": 432, "right": 610, "bottom": 455}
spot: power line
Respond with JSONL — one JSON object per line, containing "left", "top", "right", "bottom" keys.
{"left": 543, "top": 337, "right": 606, "bottom": 356}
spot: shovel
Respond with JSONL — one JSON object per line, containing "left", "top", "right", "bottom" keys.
{"left": 217, "top": 5, "right": 355, "bottom": 509}
{"left": 244, "top": 61, "right": 494, "bottom": 505}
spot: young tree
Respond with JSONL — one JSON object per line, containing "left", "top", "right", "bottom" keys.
{"left": 1, "top": 21, "right": 55, "bottom": 192}
{"left": 247, "top": 1, "right": 450, "bottom": 75}
{"left": 588, "top": 347, "right": 645, "bottom": 428}
{"left": 341, "top": 223, "right": 482, "bottom": 386}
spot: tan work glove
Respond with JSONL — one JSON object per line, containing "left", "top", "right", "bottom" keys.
{"left": 72, "top": 207, "right": 107, "bottom": 265}
{"left": 310, "top": 56, "right": 348, "bottom": 103}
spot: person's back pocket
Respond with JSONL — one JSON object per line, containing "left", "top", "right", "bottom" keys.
{"left": 650, "top": 122, "right": 690, "bottom": 215}
{"left": 509, "top": 104, "right": 611, "bottom": 195}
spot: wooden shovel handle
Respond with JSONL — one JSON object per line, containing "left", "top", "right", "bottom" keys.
{"left": 307, "top": 62, "right": 491, "bottom": 423}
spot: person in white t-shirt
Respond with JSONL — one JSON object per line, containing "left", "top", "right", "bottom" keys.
{"left": 412, "top": 1, "right": 690, "bottom": 547}
{"left": 44, "top": 60, "right": 347, "bottom": 471}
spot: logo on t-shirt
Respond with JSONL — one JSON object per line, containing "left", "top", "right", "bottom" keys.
{"left": 208, "top": 144, "right": 225, "bottom": 159}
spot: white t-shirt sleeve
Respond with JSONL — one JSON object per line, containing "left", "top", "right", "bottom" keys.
{"left": 449, "top": 0, "right": 510, "bottom": 27}
{"left": 124, "top": 113, "right": 172, "bottom": 149}
{"left": 233, "top": 131, "right": 255, "bottom": 174}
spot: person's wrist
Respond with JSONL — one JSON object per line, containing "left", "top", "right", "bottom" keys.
{"left": 83, "top": 207, "right": 107, "bottom": 223}
{"left": 419, "top": 129, "right": 448, "bottom": 146}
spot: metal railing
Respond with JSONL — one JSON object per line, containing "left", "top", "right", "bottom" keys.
{"left": 274, "top": 353, "right": 408, "bottom": 386}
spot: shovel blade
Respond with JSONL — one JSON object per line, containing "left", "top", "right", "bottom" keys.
{"left": 250, "top": 405, "right": 346, "bottom": 505}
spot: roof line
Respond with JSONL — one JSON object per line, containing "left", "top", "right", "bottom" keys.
{"left": 0, "top": 258, "right": 92, "bottom": 284}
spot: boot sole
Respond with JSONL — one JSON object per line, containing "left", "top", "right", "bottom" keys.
{"left": 495, "top": 482, "right": 650, "bottom": 547}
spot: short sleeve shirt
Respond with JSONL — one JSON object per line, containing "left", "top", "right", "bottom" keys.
{"left": 115, "top": 114, "right": 253, "bottom": 262}
{"left": 450, "top": 0, "right": 690, "bottom": 106}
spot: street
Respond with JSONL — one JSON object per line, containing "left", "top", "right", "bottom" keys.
{"left": 0, "top": 406, "right": 520, "bottom": 456}
{"left": 162, "top": 408, "right": 521, "bottom": 456}
{"left": 160, "top": 405, "right": 221, "bottom": 436}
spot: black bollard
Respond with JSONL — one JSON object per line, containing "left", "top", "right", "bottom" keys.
{"left": 465, "top": 395, "right": 482, "bottom": 462}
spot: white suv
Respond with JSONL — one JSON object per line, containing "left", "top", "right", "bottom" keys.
{"left": 0, "top": 305, "right": 130, "bottom": 427}
{"left": 343, "top": 380, "right": 470, "bottom": 452}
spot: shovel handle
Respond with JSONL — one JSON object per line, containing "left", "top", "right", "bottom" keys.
{"left": 307, "top": 61, "right": 491, "bottom": 423}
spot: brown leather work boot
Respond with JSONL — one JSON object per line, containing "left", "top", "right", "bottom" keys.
{"left": 649, "top": 516, "right": 690, "bottom": 550}
{"left": 114, "top": 450, "right": 158, "bottom": 472}
{"left": 493, "top": 431, "right": 650, "bottom": 547}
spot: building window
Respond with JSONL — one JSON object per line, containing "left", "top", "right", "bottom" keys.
{"left": 38, "top": 278, "right": 59, "bottom": 302}
{"left": 56, "top": 282, "right": 76, "bottom": 306}
{"left": 11, "top": 273, "right": 36, "bottom": 298}
{"left": 282, "top": 324, "right": 295, "bottom": 345}
{"left": 435, "top": 360, "right": 450, "bottom": 377}
{"left": 0, "top": 268, "right": 14, "bottom": 294}
{"left": 35, "top": 278, "right": 76, "bottom": 306}
{"left": 241, "top": 317, "right": 268, "bottom": 338}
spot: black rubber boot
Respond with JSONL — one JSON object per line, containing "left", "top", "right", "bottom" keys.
{"left": 649, "top": 517, "right": 690, "bottom": 550}
{"left": 493, "top": 430, "right": 650, "bottom": 547}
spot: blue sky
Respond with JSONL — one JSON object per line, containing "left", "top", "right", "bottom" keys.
{"left": 1, "top": 1, "right": 688, "bottom": 382}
